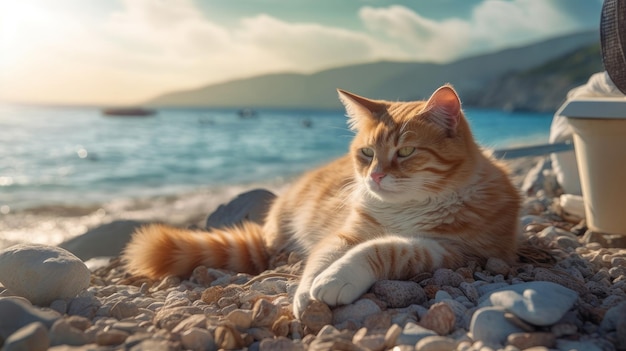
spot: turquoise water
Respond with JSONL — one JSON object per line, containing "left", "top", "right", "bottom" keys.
{"left": 0, "top": 105, "right": 553, "bottom": 211}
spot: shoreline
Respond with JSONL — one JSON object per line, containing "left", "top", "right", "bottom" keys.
{"left": 0, "top": 157, "right": 539, "bottom": 252}
{"left": 0, "top": 179, "right": 290, "bottom": 251}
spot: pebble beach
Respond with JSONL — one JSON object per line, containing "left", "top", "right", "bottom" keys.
{"left": 1, "top": 156, "right": 625, "bottom": 351}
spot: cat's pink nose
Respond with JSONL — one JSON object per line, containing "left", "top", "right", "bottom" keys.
{"left": 371, "top": 172, "right": 386, "bottom": 185}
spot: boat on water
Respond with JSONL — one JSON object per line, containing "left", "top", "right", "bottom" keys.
{"left": 237, "top": 108, "right": 257, "bottom": 119}
{"left": 102, "top": 107, "right": 156, "bottom": 117}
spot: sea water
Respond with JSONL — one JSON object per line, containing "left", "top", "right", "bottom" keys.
{"left": 0, "top": 105, "right": 553, "bottom": 211}
{"left": 0, "top": 104, "right": 553, "bottom": 248}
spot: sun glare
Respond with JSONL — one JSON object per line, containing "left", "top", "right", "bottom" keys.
{"left": 0, "top": 1, "right": 54, "bottom": 70}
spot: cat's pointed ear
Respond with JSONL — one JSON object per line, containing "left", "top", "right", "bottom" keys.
{"left": 424, "top": 84, "right": 461, "bottom": 135}
{"left": 337, "top": 89, "right": 383, "bottom": 130}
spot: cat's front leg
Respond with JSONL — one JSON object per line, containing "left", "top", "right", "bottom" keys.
{"left": 310, "top": 250, "right": 376, "bottom": 306}
{"left": 310, "top": 236, "right": 450, "bottom": 307}
{"left": 293, "top": 236, "right": 349, "bottom": 317}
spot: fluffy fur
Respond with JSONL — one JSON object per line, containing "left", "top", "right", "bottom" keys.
{"left": 123, "top": 85, "right": 521, "bottom": 317}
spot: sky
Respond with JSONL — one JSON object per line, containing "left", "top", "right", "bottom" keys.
{"left": 0, "top": 0, "right": 603, "bottom": 106}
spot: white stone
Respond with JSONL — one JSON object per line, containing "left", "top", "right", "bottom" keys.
{"left": 0, "top": 244, "right": 91, "bottom": 305}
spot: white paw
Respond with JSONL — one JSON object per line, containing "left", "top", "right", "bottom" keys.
{"left": 292, "top": 282, "right": 312, "bottom": 318}
{"left": 310, "top": 262, "right": 373, "bottom": 307}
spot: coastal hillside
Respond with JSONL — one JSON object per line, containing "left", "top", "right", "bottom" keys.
{"left": 465, "top": 43, "right": 603, "bottom": 112}
{"left": 147, "top": 31, "right": 600, "bottom": 112}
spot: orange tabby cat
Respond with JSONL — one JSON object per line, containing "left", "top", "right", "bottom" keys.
{"left": 123, "top": 85, "right": 521, "bottom": 317}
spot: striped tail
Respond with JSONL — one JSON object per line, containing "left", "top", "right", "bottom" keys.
{"left": 122, "top": 222, "right": 269, "bottom": 279}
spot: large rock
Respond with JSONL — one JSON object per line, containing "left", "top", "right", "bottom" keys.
{"left": 0, "top": 297, "right": 60, "bottom": 342}
{"left": 60, "top": 220, "right": 146, "bottom": 260}
{"left": 0, "top": 244, "right": 91, "bottom": 305}
{"left": 205, "top": 189, "right": 276, "bottom": 229}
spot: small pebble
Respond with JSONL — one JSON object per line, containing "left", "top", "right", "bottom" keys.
{"left": 226, "top": 308, "right": 253, "bottom": 330}
{"left": 180, "top": 327, "right": 216, "bottom": 351}
{"left": 252, "top": 299, "right": 279, "bottom": 327}
{"left": 215, "top": 324, "right": 245, "bottom": 349}
{"left": 3, "top": 322, "right": 49, "bottom": 351}
{"left": 396, "top": 322, "right": 437, "bottom": 345}
{"left": 352, "top": 328, "right": 386, "bottom": 351}
{"left": 259, "top": 336, "right": 305, "bottom": 351}
{"left": 371, "top": 280, "right": 426, "bottom": 307}
{"left": 49, "top": 318, "right": 89, "bottom": 346}
{"left": 419, "top": 302, "right": 456, "bottom": 335}
{"left": 300, "top": 300, "right": 332, "bottom": 334}
{"left": 432, "top": 268, "right": 464, "bottom": 287}
{"left": 96, "top": 329, "right": 129, "bottom": 346}
{"left": 332, "top": 298, "right": 381, "bottom": 325}
{"left": 470, "top": 306, "right": 526, "bottom": 346}
{"left": 485, "top": 257, "right": 511, "bottom": 276}
{"left": 416, "top": 335, "right": 457, "bottom": 351}
{"left": 506, "top": 332, "right": 556, "bottom": 349}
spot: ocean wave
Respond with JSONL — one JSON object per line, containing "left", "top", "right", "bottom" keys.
{"left": 0, "top": 180, "right": 289, "bottom": 251}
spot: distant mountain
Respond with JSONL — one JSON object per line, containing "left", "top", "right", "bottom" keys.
{"left": 147, "top": 31, "right": 600, "bottom": 111}
{"left": 465, "top": 43, "right": 603, "bottom": 112}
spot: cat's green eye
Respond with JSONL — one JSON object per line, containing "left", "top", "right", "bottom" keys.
{"left": 397, "top": 146, "right": 415, "bottom": 157}
{"left": 361, "top": 148, "right": 375, "bottom": 157}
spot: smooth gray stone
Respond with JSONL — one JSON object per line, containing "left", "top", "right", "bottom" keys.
{"left": 332, "top": 299, "right": 381, "bottom": 325}
{"left": 556, "top": 339, "right": 603, "bottom": 351}
{"left": 60, "top": 220, "right": 146, "bottom": 260}
{"left": 469, "top": 306, "right": 526, "bottom": 347}
{"left": 600, "top": 300, "right": 626, "bottom": 331}
{"left": 3, "top": 322, "right": 50, "bottom": 351}
{"left": 205, "top": 189, "right": 276, "bottom": 229}
{"left": 0, "top": 297, "right": 60, "bottom": 341}
{"left": 396, "top": 322, "right": 437, "bottom": 346}
{"left": 478, "top": 281, "right": 578, "bottom": 326}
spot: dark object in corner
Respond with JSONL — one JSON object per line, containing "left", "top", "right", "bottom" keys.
{"left": 601, "top": 0, "right": 626, "bottom": 93}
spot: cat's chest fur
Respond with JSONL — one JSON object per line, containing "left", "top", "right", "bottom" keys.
{"left": 362, "top": 190, "right": 470, "bottom": 236}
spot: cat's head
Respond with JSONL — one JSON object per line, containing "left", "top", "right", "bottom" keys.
{"left": 338, "top": 85, "right": 480, "bottom": 203}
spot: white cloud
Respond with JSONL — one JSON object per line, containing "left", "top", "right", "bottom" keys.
{"left": 236, "top": 14, "right": 377, "bottom": 68}
{"left": 359, "top": 5, "right": 471, "bottom": 61}
{"left": 0, "top": 0, "right": 396, "bottom": 104}
{"left": 0, "top": 0, "right": 597, "bottom": 105}
{"left": 106, "top": 0, "right": 231, "bottom": 57}
{"left": 359, "top": 0, "right": 587, "bottom": 62}
{"left": 470, "top": 0, "right": 581, "bottom": 47}
{"left": 94, "top": 1, "right": 394, "bottom": 101}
